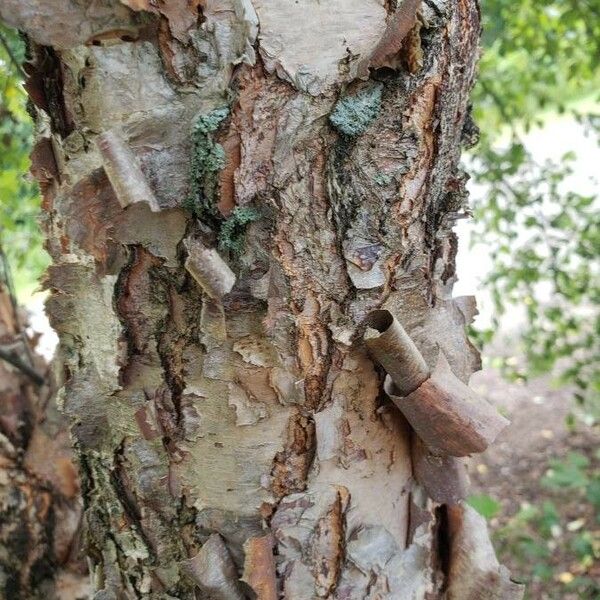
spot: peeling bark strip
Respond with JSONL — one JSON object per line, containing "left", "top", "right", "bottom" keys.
{"left": 384, "top": 353, "right": 509, "bottom": 456}
{"left": 366, "top": 309, "right": 508, "bottom": 456}
{"left": 411, "top": 434, "right": 470, "bottom": 504}
{"left": 242, "top": 535, "right": 278, "bottom": 600}
{"left": 96, "top": 129, "right": 160, "bottom": 211}
{"left": 184, "top": 237, "right": 236, "bottom": 300}
{"left": 181, "top": 534, "right": 245, "bottom": 600}
{"left": 447, "top": 504, "right": 525, "bottom": 599}
{"left": 11, "top": 0, "right": 523, "bottom": 597}
{"left": 359, "top": 0, "right": 422, "bottom": 74}
{"left": 364, "top": 309, "right": 430, "bottom": 396}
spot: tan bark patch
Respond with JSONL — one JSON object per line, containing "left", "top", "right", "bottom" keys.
{"left": 252, "top": 0, "right": 387, "bottom": 94}
{"left": 242, "top": 535, "right": 278, "bottom": 600}
{"left": 231, "top": 66, "right": 292, "bottom": 205}
{"left": 295, "top": 294, "right": 331, "bottom": 411}
{"left": 29, "top": 137, "right": 59, "bottom": 206}
{"left": 24, "top": 429, "right": 79, "bottom": 499}
{"left": 395, "top": 76, "right": 441, "bottom": 223}
{"left": 311, "top": 487, "right": 348, "bottom": 596}
{"left": 218, "top": 129, "right": 241, "bottom": 216}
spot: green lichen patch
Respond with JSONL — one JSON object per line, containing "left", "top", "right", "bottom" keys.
{"left": 184, "top": 107, "right": 229, "bottom": 222}
{"left": 373, "top": 172, "right": 393, "bottom": 186}
{"left": 184, "top": 108, "right": 260, "bottom": 258}
{"left": 218, "top": 206, "right": 261, "bottom": 255}
{"left": 330, "top": 83, "right": 383, "bottom": 137}
{"left": 194, "top": 107, "right": 230, "bottom": 136}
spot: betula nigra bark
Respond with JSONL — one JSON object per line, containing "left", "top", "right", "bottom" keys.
{"left": 0, "top": 0, "right": 524, "bottom": 598}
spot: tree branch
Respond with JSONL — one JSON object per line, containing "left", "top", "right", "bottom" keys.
{"left": 0, "top": 347, "right": 45, "bottom": 386}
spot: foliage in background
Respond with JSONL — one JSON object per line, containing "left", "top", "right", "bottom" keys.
{"left": 0, "top": 24, "right": 48, "bottom": 298}
{"left": 472, "top": 0, "right": 600, "bottom": 423}
{"left": 470, "top": 3, "right": 600, "bottom": 593}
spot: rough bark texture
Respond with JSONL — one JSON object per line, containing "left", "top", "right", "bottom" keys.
{"left": 1, "top": 0, "right": 524, "bottom": 598}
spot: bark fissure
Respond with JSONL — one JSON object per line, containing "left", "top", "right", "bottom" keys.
{"left": 271, "top": 412, "right": 317, "bottom": 500}
{"left": 24, "top": 45, "right": 74, "bottom": 137}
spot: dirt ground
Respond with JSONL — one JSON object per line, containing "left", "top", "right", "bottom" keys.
{"left": 469, "top": 367, "right": 600, "bottom": 600}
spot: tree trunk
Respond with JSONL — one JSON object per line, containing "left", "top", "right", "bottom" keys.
{"left": 2, "top": 0, "right": 524, "bottom": 598}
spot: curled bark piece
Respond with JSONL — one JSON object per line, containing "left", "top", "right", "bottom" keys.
{"left": 364, "top": 309, "right": 430, "bottom": 396}
{"left": 447, "top": 504, "right": 525, "bottom": 599}
{"left": 184, "top": 238, "right": 236, "bottom": 300}
{"left": 242, "top": 535, "right": 278, "bottom": 600}
{"left": 384, "top": 353, "right": 509, "bottom": 456}
{"left": 411, "top": 434, "right": 469, "bottom": 504}
{"left": 181, "top": 534, "right": 245, "bottom": 600}
{"left": 96, "top": 130, "right": 160, "bottom": 212}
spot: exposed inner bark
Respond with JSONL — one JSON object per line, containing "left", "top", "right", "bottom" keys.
{"left": 0, "top": 0, "right": 525, "bottom": 597}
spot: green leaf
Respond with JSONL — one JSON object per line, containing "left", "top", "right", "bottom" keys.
{"left": 467, "top": 494, "right": 501, "bottom": 519}
{"left": 542, "top": 453, "right": 590, "bottom": 490}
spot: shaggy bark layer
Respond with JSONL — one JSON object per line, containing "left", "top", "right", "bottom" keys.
{"left": 1, "top": 0, "right": 524, "bottom": 598}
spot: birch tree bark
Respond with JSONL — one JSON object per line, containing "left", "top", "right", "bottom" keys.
{"left": 1, "top": 0, "right": 525, "bottom": 598}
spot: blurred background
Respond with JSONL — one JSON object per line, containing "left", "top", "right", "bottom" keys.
{"left": 0, "top": 2, "right": 598, "bottom": 598}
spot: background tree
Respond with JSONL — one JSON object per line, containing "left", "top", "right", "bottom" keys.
{"left": 0, "top": 251, "right": 87, "bottom": 597}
